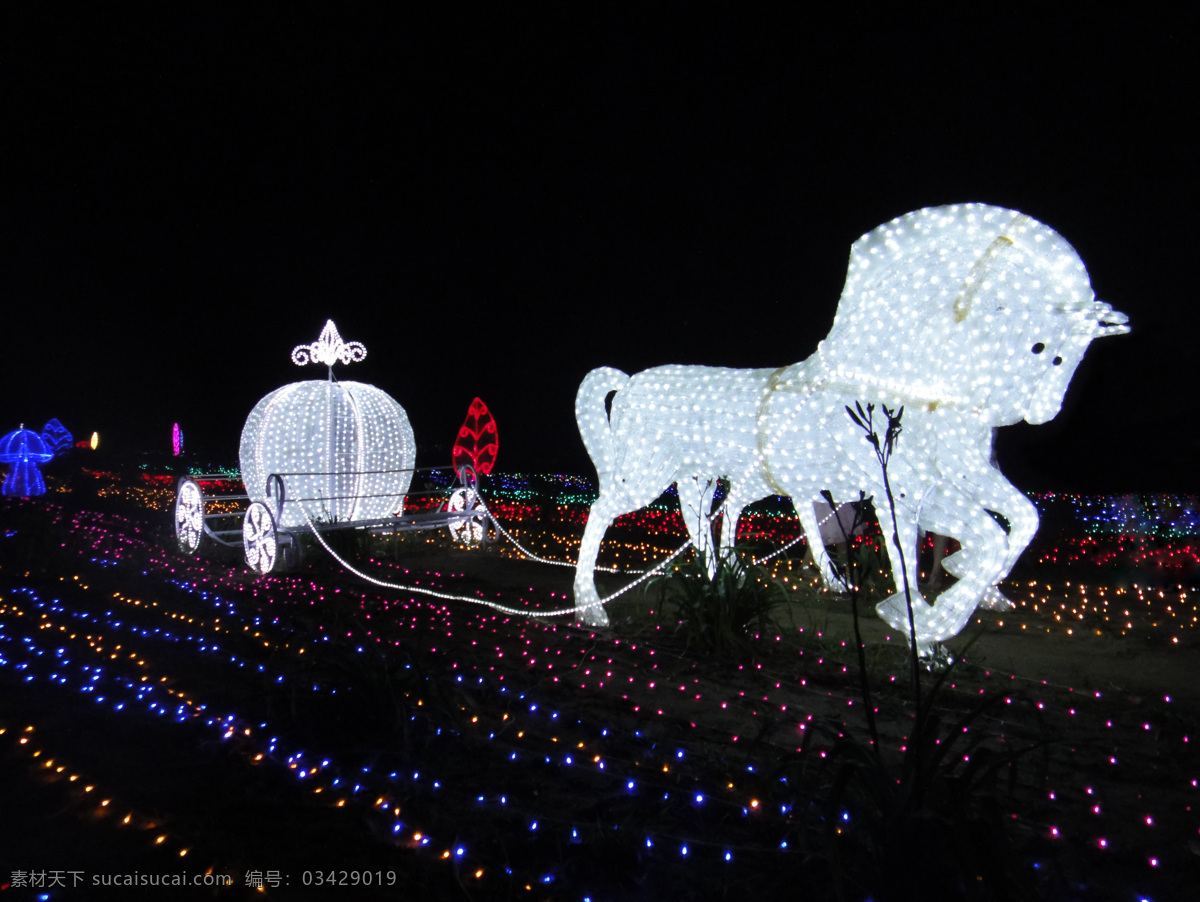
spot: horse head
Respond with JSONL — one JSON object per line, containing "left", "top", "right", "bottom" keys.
{"left": 818, "top": 203, "right": 1129, "bottom": 425}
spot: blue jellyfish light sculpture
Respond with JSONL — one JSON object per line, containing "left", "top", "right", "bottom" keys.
{"left": 0, "top": 427, "right": 55, "bottom": 496}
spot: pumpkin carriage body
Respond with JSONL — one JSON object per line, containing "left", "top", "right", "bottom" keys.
{"left": 239, "top": 378, "right": 416, "bottom": 529}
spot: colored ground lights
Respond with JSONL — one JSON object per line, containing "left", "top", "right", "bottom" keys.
{"left": 1, "top": 485, "right": 1197, "bottom": 900}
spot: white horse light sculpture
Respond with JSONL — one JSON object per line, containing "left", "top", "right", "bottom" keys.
{"left": 572, "top": 204, "right": 1128, "bottom": 651}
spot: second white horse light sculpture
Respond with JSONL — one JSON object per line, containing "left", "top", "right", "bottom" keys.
{"left": 573, "top": 203, "right": 1129, "bottom": 652}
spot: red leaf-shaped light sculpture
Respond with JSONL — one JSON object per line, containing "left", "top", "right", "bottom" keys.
{"left": 452, "top": 397, "right": 498, "bottom": 476}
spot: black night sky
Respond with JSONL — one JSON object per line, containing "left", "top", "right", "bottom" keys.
{"left": 3, "top": 9, "right": 1195, "bottom": 492}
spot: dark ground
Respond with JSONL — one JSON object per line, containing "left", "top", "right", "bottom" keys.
{"left": 1, "top": 484, "right": 1198, "bottom": 901}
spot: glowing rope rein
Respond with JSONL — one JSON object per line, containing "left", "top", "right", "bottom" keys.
{"left": 297, "top": 500, "right": 692, "bottom": 619}
{"left": 294, "top": 477, "right": 848, "bottom": 618}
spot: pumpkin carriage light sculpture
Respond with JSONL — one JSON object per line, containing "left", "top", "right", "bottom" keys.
{"left": 173, "top": 320, "right": 493, "bottom": 574}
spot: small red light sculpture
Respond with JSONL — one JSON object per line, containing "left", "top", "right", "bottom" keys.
{"left": 451, "top": 398, "right": 498, "bottom": 476}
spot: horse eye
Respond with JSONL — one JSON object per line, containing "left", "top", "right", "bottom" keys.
{"left": 1031, "top": 343, "right": 1045, "bottom": 354}
{"left": 1052, "top": 356, "right": 1063, "bottom": 366}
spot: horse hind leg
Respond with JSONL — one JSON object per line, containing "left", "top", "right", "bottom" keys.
{"left": 573, "top": 495, "right": 620, "bottom": 627}
{"left": 574, "top": 462, "right": 678, "bottom": 627}
{"left": 874, "top": 505, "right": 934, "bottom": 643}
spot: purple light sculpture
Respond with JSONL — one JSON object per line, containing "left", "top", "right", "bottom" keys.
{"left": 40, "top": 418, "right": 73, "bottom": 456}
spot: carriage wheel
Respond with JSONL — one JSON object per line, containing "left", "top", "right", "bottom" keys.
{"left": 175, "top": 478, "right": 204, "bottom": 554}
{"left": 244, "top": 501, "right": 278, "bottom": 574}
{"left": 446, "top": 487, "right": 486, "bottom": 545}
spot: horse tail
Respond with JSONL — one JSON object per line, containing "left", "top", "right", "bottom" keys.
{"left": 575, "top": 367, "right": 630, "bottom": 492}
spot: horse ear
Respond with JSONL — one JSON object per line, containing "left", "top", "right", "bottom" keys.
{"left": 1089, "top": 301, "right": 1130, "bottom": 337}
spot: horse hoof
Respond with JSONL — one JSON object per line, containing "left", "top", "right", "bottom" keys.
{"left": 918, "top": 642, "right": 954, "bottom": 672}
{"left": 977, "top": 585, "right": 1014, "bottom": 611}
{"left": 576, "top": 600, "right": 610, "bottom": 628}
{"left": 940, "top": 550, "right": 969, "bottom": 579}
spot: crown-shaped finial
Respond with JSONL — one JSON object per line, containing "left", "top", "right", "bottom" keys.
{"left": 291, "top": 320, "right": 367, "bottom": 368}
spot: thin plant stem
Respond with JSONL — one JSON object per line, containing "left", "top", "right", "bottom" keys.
{"left": 824, "top": 488, "right": 879, "bottom": 761}
{"left": 846, "top": 402, "right": 923, "bottom": 793}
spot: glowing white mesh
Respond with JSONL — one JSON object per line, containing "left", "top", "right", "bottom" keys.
{"left": 572, "top": 203, "right": 1129, "bottom": 649}
{"left": 239, "top": 379, "right": 416, "bottom": 529}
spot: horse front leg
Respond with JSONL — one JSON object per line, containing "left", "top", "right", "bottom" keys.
{"left": 797, "top": 499, "right": 854, "bottom": 592}
{"left": 873, "top": 501, "right": 933, "bottom": 643}
{"left": 716, "top": 497, "right": 745, "bottom": 560}
{"left": 894, "top": 493, "right": 1007, "bottom": 652}
{"left": 940, "top": 475, "right": 1038, "bottom": 611}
